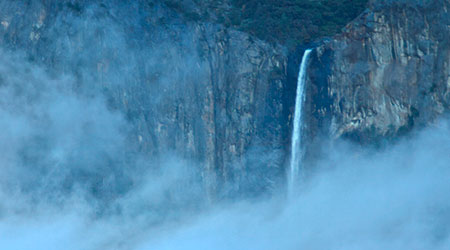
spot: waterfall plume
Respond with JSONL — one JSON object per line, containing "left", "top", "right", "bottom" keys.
{"left": 288, "top": 49, "right": 312, "bottom": 195}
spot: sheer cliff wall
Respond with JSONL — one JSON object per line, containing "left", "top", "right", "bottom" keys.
{"left": 0, "top": 0, "right": 290, "bottom": 197}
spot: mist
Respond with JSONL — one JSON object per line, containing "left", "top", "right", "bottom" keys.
{"left": 136, "top": 121, "right": 450, "bottom": 250}
{"left": 1, "top": 114, "right": 449, "bottom": 249}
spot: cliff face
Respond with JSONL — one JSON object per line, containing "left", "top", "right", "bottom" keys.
{"left": 0, "top": 0, "right": 289, "bottom": 198}
{"left": 1, "top": 0, "right": 447, "bottom": 200}
{"left": 306, "top": 0, "right": 449, "bottom": 145}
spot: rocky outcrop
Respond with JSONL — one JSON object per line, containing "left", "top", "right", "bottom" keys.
{"left": 0, "top": 0, "right": 289, "bottom": 198}
{"left": 305, "top": 0, "right": 449, "bottom": 145}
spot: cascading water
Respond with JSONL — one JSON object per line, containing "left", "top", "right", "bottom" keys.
{"left": 288, "top": 49, "right": 312, "bottom": 195}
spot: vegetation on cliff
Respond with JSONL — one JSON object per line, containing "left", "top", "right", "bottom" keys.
{"left": 227, "top": 0, "right": 368, "bottom": 47}
{"left": 164, "top": 0, "right": 368, "bottom": 49}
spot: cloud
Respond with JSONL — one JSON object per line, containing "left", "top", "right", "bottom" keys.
{"left": 136, "top": 120, "right": 450, "bottom": 250}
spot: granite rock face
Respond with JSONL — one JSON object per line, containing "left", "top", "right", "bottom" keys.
{"left": 305, "top": 0, "right": 450, "bottom": 145}
{"left": 0, "top": 0, "right": 289, "bottom": 198}
{"left": 1, "top": 0, "right": 448, "bottom": 200}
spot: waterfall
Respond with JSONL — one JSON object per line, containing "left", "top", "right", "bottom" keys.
{"left": 288, "top": 49, "right": 312, "bottom": 194}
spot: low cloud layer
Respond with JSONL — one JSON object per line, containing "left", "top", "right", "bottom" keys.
{"left": 139, "top": 121, "right": 450, "bottom": 250}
